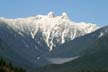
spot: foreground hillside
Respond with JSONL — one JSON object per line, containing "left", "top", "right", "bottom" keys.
{"left": 0, "top": 58, "right": 25, "bottom": 72}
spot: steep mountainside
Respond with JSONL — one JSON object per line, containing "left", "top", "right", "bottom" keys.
{"left": 35, "top": 26, "right": 108, "bottom": 72}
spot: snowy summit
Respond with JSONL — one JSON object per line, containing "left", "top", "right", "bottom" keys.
{"left": 0, "top": 12, "right": 98, "bottom": 51}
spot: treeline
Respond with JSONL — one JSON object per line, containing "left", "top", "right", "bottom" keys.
{"left": 79, "top": 69, "right": 108, "bottom": 72}
{"left": 0, "top": 58, "right": 26, "bottom": 72}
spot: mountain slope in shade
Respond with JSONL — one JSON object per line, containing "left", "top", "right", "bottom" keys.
{"left": 35, "top": 26, "right": 108, "bottom": 72}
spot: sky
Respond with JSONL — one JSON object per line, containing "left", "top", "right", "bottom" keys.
{"left": 0, "top": 0, "right": 108, "bottom": 26}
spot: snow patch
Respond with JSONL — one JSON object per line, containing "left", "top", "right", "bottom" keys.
{"left": 47, "top": 56, "right": 79, "bottom": 64}
{"left": 98, "top": 32, "right": 104, "bottom": 38}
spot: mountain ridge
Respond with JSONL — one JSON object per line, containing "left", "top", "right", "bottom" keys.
{"left": 0, "top": 12, "right": 98, "bottom": 51}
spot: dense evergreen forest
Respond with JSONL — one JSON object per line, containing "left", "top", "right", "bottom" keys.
{"left": 0, "top": 58, "right": 26, "bottom": 72}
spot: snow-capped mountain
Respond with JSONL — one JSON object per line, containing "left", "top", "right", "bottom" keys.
{"left": 0, "top": 12, "right": 98, "bottom": 51}
{"left": 0, "top": 12, "right": 100, "bottom": 69}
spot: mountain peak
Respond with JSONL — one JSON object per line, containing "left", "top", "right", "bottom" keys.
{"left": 48, "top": 11, "right": 55, "bottom": 18}
{"left": 61, "top": 12, "right": 69, "bottom": 19}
